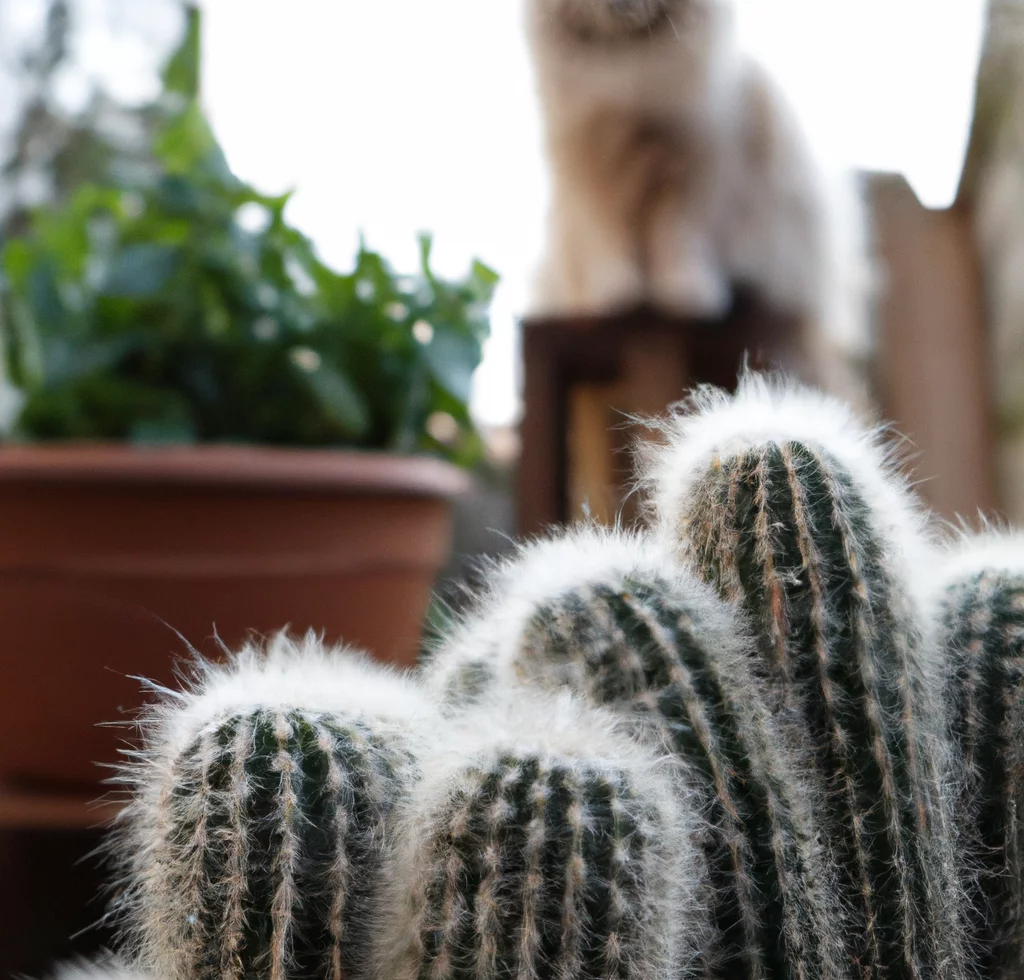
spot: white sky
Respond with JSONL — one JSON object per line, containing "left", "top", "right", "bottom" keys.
{"left": 3, "top": 0, "right": 989, "bottom": 427}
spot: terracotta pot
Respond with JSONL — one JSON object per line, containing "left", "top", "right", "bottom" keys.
{"left": 0, "top": 445, "right": 468, "bottom": 790}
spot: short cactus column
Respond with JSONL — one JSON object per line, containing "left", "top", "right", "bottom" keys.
{"left": 642, "top": 376, "right": 967, "bottom": 980}
{"left": 930, "top": 532, "right": 1024, "bottom": 975}
{"left": 425, "top": 528, "right": 846, "bottom": 980}
{"left": 111, "top": 634, "right": 434, "bottom": 980}
{"left": 379, "top": 693, "right": 701, "bottom": 980}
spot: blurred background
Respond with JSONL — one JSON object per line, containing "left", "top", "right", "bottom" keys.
{"left": 0, "top": 0, "right": 1020, "bottom": 974}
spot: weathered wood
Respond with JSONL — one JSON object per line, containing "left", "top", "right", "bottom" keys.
{"left": 868, "top": 173, "right": 998, "bottom": 522}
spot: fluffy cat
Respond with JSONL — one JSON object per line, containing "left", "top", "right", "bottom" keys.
{"left": 525, "top": 0, "right": 871, "bottom": 398}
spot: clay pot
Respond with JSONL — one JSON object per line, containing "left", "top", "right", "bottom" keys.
{"left": 0, "top": 445, "right": 468, "bottom": 790}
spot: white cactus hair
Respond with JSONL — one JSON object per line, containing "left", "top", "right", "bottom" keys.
{"left": 639, "top": 371, "right": 937, "bottom": 609}
{"left": 136, "top": 630, "right": 435, "bottom": 758}
{"left": 376, "top": 688, "right": 706, "bottom": 980}
{"left": 44, "top": 956, "right": 155, "bottom": 980}
{"left": 106, "top": 630, "right": 438, "bottom": 979}
{"left": 929, "top": 525, "right": 1024, "bottom": 593}
{"left": 423, "top": 522, "right": 749, "bottom": 708}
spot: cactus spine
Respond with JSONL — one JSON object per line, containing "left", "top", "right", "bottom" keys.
{"left": 426, "top": 529, "right": 845, "bottom": 980}
{"left": 644, "top": 377, "right": 965, "bottom": 980}
{"left": 380, "top": 693, "right": 699, "bottom": 980}
{"left": 931, "top": 533, "right": 1024, "bottom": 975}
{"left": 112, "top": 634, "right": 432, "bottom": 980}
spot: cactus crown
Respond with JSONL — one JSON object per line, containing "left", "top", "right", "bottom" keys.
{"left": 423, "top": 527, "right": 734, "bottom": 707}
{"left": 640, "top": 374, "right": 931, "bottom": 577}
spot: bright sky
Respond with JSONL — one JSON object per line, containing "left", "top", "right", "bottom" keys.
{"left": 2, "top": 0, "right": 989, "bottom": 427}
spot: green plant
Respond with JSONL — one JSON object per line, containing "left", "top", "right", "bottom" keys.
{"left": 930, "top": 533, "right": 1024, "bottom": 976}
{"left": 424, "top": 529, "right": 845, "bottom": 980}
{"left": 0, "top": 6, "right": 497, "bottom": 465}
{"left": 642, "top": 376, "right": 968, "bottom": 980}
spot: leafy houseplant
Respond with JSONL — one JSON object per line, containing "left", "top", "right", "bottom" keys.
{"left": 0, "top": 5, "right": 497, "bottom": 789}
{"left": 0, "top": 7, "right": 498, "bottom": 464}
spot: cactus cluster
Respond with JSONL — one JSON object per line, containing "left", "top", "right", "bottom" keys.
{"left": 55, "top": 374, "right": 1024, "bottom": 980}
{"left": 427, "top": 532, "right": 844, "bottom": 980}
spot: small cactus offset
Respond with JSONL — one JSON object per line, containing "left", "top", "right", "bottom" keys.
{"left": 110, "top": 633, "right": 436, "bottom": 980}
{"left": 641, "top": 376, "right": 966, "bottom": 980}
{"left": 929, "top": 532, "right": 1024, "bottom": 975}
{"left": 378, "top": 692, "right": 702, "bottom": 980}
{"left": 425, "top": 528, "right": 846, "bottom": 980}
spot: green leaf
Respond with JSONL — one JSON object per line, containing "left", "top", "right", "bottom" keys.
{"left": 11, "top": 298, "right": 45, "bottom": 387}
{"left": 471, "top": 259, "right": 500, "bottom": 289}
{"left": 154, "top": 102, "right": 228, "bottom": 180}
{"left": 301, "top": 363, "right": 370, "bottom": 439}
{"left": 418, "top": 233, "right": 433, "bottom": 271}
{"left": 130, "top": 416, "right": 197, "bottom": 445}
{"left": 1, "top": 240, "right": 33, "bottom": 289}
{"left": 161, "top": 5, "right": 201, "bottom": 99}
{"left": 422, "top": 329, "right": 481, "bottom": 402}
{"left": 102, "top": 244, "right": 179, "bottom": 298}
{"left": 27, "top": 261, "right": 65, "bottom": 328}
{"left": 42, "top": 334, "right": 137, "bottom": 386}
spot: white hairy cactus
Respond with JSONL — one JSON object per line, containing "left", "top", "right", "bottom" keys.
{"left": 108, "top": 632, "right": 438, "bottom": 980}
{"left": 377, "top": 689, "right": 704, "bottom": 980}
{"left": 422, "top": 525, "right": 847, "bottom": 980}
{"left": 927, "top": 529, "right": 1024, "bottom": 975}
{"left": 639, "top": 374, "right": 968, "bottom": 980}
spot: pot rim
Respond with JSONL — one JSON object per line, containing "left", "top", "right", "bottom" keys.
{"left": 0, "top": 444, "right": 471, "bottom": 498}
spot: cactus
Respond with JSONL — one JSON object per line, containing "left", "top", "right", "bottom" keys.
{"left": 929, "top": 532, "right": 1024, "bottom": 975}
{"left": 641, "top": 375, "right": 967, "bottom": 980}
{"left": 378, "top": 691, "right": 702, "bottom": 980}
{"left": 110, "top": 633, "right": 435, "bottom": 980}
{"left": 425, "top": 527, "right": 846, "bottom": 980}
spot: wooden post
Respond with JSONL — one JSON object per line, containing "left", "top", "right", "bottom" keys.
{"left": 868, "top": 173, "right": 998, "bottom": 522}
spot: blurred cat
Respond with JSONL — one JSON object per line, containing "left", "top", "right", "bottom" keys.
{"left": 525, "top": 0, "right": 872, "bottom": 401}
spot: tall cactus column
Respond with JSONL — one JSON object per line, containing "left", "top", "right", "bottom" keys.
{"left": 929, "top": 533, "right": 1024, "bottom": 975}
{"left": 642, "top": 376, "right": 967, "bottom": 980}
{"left": 425, "top": 528, "right": 847, "bottom": 980}
{"left": 111, "top": 634, "right": 436, "bottom": 980}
